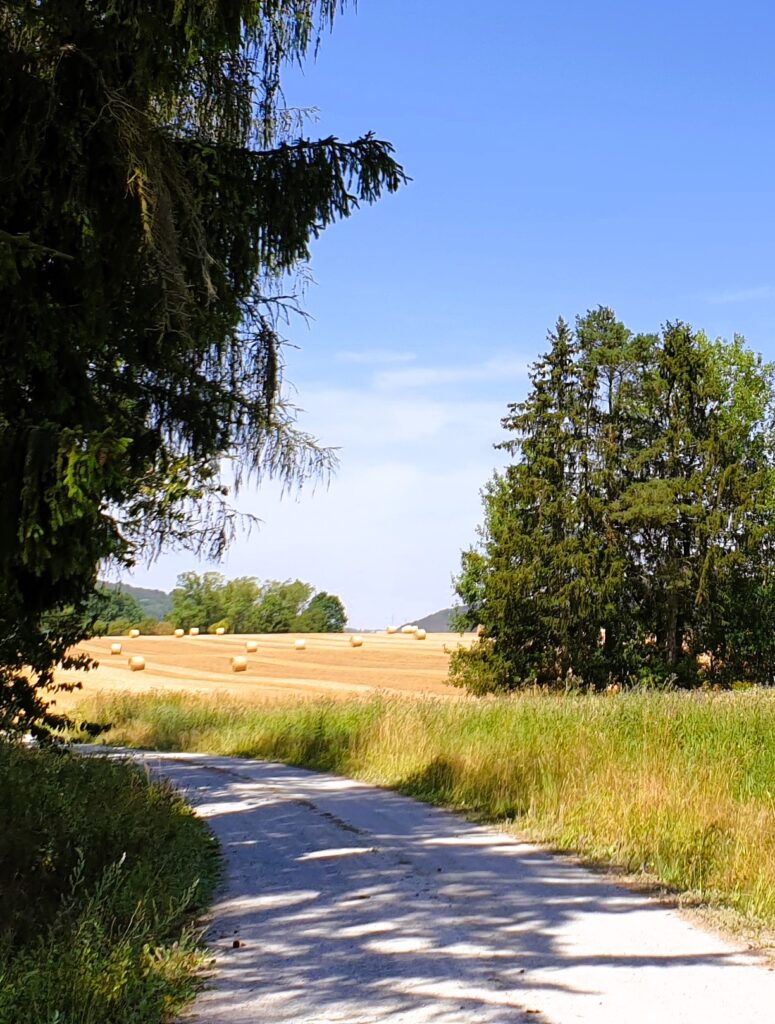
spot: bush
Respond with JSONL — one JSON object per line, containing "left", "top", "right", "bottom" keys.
{"left": 448, "top": 641, "right": 511, "bottom": 695}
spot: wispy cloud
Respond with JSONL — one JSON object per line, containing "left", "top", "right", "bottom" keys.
{"left": 130, "top": 353, "right": 520, "bottom": 626}
{"left": 704, "top": 285, "right": 775, "bottom": 304}
{"left": 335, "top": 349, "right": 417, "bottom": 365}
{"left": 298, "top": 385, "right": 505, "bottom": 448}
{"left": 374, "top": 357, "right": 529, "bottom": 391}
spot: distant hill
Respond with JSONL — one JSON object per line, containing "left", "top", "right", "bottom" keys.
{"left": 100, "top": 581, "right": 172, "bottom": 621}
{"left": 400, "top": 607, "right": 469, "bottom": 633}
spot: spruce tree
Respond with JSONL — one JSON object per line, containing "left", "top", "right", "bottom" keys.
{"left": 453, "top": 311, "right": 775, "bottom": 692}
{"left": 453, "top": 318, "right": 599, "bottom": 689}
{"left": 0, "top": 2, "right": 405, "bottom": 735}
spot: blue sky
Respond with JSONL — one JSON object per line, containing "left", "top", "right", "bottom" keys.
{"left": 124, "top": 1, "right": 775, "bottom": 627}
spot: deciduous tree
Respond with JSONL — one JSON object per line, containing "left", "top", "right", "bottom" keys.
{"left": 295, "top": 592, "right": 347, "bottom": 632}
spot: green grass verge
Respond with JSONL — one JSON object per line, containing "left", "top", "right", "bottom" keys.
{"left": 77, "top": 689, "right": 775, "bottom": 930}
{"left": 0, "top": 742, "right": 219, "bottom": 1024}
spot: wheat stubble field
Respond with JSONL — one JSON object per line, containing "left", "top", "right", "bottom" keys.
{"left": 55, "top": 632, "right": 470, "bottom": 708}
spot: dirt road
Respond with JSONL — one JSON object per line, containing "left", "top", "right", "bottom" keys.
{"left": 104, "top": 750, "right": 775, "bottom": 1024}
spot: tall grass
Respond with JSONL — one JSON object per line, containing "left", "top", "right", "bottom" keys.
{"left": 0, "top": 743, "right": 219, "bottom": 1024}
{"left": 77, "top": 689, "right": 775, "bottom": 929}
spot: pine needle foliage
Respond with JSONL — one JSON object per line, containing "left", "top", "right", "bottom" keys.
{"left": 452, "top": 308, "right": 775, "bottom": 692}
{"left": 0, "top": 1, "right": 406, "bottom": 735}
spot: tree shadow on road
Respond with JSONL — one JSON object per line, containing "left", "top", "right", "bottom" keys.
{"left": 127, "top": 752, "right": 766, "bottom": 1024}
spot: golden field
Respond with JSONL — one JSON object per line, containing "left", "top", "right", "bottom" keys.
{"left": 55, "top": 632, "right": 471, "bottom": 708}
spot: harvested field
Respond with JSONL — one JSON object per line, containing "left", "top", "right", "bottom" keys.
{"left": 56, "top": 632, "right": 471, "bottom": 707}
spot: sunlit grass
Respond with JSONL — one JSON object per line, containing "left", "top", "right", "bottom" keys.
{"left": 77, "top": 688, "right": 775, "bottom": 927}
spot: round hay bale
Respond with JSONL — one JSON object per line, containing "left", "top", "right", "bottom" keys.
{"left": 231, "top": 655, "right": 247, "bottom": 673}
{"left": 128, "top": 656, "right": 145, "bottom": 672}
{"left": 110, "top": 642, "right": 122, "bottom": 655}
{"left": 386, "top": 625, "right": 398, "bottom": 634}
{"left": 414, "top": 628, "right": 427, "bottom": 640}
{"left": 400, "top": 625, "right": 415, "bottom": 634}
{"left": 215, "top": 627, "right": 226, "bottom": 635}
{"left": 189, "top": 627, "right": 200, "bottom": 636}
{"left": 174, "top": 628, "right": 185, "bottom": 637}
{"left": 245, "top": 640, "right": 259, "bottom": 653}
{"left": 294, "top": 638, "right": 306, "bottom": 651}
{"left": 128, "top": 628, "right": 140, "bottom": 638}
{"left": 349, "top": 634, "right": 364, "bottom": 647}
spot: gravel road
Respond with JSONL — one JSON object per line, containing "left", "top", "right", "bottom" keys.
{"left": 115, "top": 750, "right": 775, "bottom": 1024}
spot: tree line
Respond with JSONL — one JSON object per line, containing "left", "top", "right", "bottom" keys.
{"left": 89, "top": 573, "right": 347, "bottom": 635}
{"left": 454, "top": 308, "right": 775, "bottom": 691}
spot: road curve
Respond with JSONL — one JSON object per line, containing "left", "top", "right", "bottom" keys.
{"left": 114, "top": 750, "right": 775, "bottom": 1024}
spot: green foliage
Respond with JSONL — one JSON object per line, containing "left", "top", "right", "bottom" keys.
{"left": 170, "top": 571, "right": 347, "bottom": 633}
{"left": 294, "top": 591, "right": 347, "bottom": 632}
{"left": 221, "top": 576, "right": 263, "bottom": 633}
{"left": 0, "top": 742, "right": 219, "bottom": 1023}
{"left": 106, "top": 618, "right": 133, "bottom": 637}
{"left": 169, "top": 572, "right": 228, "bottom": 633}
{"left": 447, "top": 604, "right": 474, "bottom": 635}
{"left": 85, "top": 587, "right": 143, "bottom": 632}
{"left": 454, "top": 309, "right": 775, "bottom": 691}
{"left": 0, "top": 1, "right": 404, "bottom": 735}
{"left": 99, "top": 582, "right": 172, "bottom": 622}
{"left": 448, "top": 640, "right": 510, "bottom": 695}
{"left": 253, "top": 579, "right": 314, "bottom": 633}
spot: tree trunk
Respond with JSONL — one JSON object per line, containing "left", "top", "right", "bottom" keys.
{"left": 666, "top": 595, "right": 679, "bottom": 668}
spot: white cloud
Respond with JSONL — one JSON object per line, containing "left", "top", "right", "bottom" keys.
{"left": 219, "top": 460, "right": 490, "bottom": 627}
{"left": 298, "top": 385, "right": 504, "bottom": 451}
{"left": 335, "top": 349, "right": 417, "bottom": 365}
{"left": 374, "top": 357, "right": 529, "bottom": 391}
{"left": 124, "top": 352, "right": 521, "bottom": 626}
